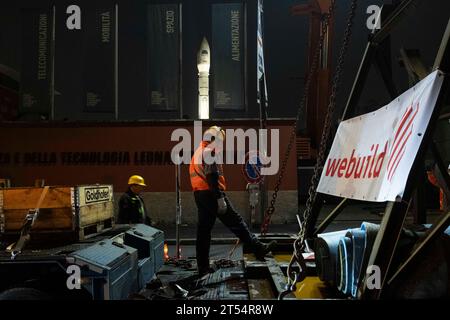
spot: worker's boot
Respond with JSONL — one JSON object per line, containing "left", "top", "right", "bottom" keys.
{"left": 253, "top": 240, "right": 277, "bottom": 261}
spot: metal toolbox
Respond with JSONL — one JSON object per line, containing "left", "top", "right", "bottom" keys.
{"left": 137, "top": 256, "right": 155, "bottom": 289}
{"left": 123, "top": 224, "right": 165, "bottom": 272}
{"left": 69, "top": 238, "right": 138, "bottom": 300}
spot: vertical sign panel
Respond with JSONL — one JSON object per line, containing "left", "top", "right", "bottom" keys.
{"left": 212, "top": 3, "right": 245, "bottom": 111}
{"left": 82, "top": 6, "right": 116, "bottom": 113}
{"left": 20, "top": 8, "right": 52, "bottom": 116}
{"left": 147, "top": 4, "right": 180, "bottom": 111}
{"left": 257, "top": 0, "right": 268, "bottom": 101}
{"left": 54, "top": 3, "right": 82, "bottom": 120}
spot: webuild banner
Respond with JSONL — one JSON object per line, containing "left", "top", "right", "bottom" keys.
{"left": 317, "top": 71, "right": 444, "bottom": 202}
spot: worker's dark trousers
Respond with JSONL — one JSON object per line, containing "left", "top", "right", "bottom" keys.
{"left": 194, "top": 190, "right": 258, "bottom": 271}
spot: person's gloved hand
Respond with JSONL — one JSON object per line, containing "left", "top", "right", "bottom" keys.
{"left": 217, "top": 197, "right": 228, "bottom": 215}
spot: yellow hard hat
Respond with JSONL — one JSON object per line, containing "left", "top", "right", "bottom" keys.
{"left": 204, "top": 126, "right": 225, "bottom": 141}
{"left": 128, "top": 175, "right": 147, "bottom": 187}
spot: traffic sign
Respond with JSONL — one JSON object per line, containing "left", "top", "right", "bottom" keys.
{"left": 242, "top": 151, "right": 264, "bottom": 183}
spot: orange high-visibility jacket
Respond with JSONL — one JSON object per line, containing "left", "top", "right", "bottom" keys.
{"left": 189, "top": 141, "right": 226, "bottom": 191}
{"left": 427, "top": 170, "right": 444, "bottom": 211}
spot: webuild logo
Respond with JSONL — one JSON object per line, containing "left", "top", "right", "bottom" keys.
{"left": 324, "top": 101, "right": 419, "bottom": 183}
{"left": 387, "top": 102, "right": 419, "bottom": 181}
{"left": 324, "top": 142, "right": 388, "bottom": 180}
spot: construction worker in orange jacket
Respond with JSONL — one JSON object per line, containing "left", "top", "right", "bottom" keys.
{"left": 190, "top": 126, "right": 276, "bottom": 276}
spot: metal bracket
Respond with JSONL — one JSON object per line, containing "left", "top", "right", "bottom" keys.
{"left": 313, "top": 198, "right": 349, "bottom": 236}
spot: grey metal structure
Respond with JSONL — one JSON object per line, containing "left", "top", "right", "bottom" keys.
{"left": 70, "top": 238, "right": 139, "bottom": 300}
{"left": 0, "top": 224, "right": 165, "bottom": 300}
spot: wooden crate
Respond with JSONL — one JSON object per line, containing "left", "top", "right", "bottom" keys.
{"left": 0, "top": 185, "right": 115, "bottom": 240}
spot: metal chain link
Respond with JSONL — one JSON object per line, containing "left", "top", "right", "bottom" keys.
{"left": 280, "top": 0, "right": 358, "bottom": 299}
{"left": 261, "top": 0, "right": 337, "bottom": 235}
{"left": 297, "top": 0, "right": 357, "bottom": 246}
{"left": 273, "top": 0, "right": 358, "bottom": 298}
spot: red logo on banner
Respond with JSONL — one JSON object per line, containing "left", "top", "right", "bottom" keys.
{"left": 324, "top": 142, "right": 388, "bottom": 180}
{"left": 387, "top": 102, "right": 419, "bottom": 181}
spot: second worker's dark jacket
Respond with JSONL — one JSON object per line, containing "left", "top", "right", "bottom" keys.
{"left": 118, "top": 188, "right": 152, "bottom": 225}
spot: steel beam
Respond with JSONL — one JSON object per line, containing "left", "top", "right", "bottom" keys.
{"left": 387, "top": 210, "right": 450, "bottom": 286}
{"left": 360, "top": 14, "right": 450, "bottom": 298}
{"left": 433, "top": 18, "right": 450, "bottom": 71}
{"left": 313, "top": 198, "right": 349, "bottom": 236}
{"left": 439, "top": 112, "right": 450, "bottom": 120}
{"left": 410, "top": 164, "right": 427, "bottom": 224}
{"left": 371, "top": 0, "right": 417, "bottom": 45}
{"left": 341, "top": 2, "right": 416, "bottom": 120}
{"left": 374, "top": 37, "right": 398, "bottom": 99}
{"left": 359, "top": 200, "right": 410, "bottom": 299}
{"left": 361, "top": 71, "right": 450, "bottom": 299}
{"left": 340, "top": 41, "right": 376, "bottom": 120}
{"left": 399, "top": 48, "right": 429, "bottom": 85}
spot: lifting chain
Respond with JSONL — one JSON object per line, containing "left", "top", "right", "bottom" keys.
{"left": 298, "top": 0, "right": 357, "bottom": 248}
{"left": 275, "top": 0, "right": 358, "bottom": 298}
{"left": 299, "top": 0, "right": 357, "bottom": 243}
{"left": 261, "top": 0, "right": 337, "bottom": 235}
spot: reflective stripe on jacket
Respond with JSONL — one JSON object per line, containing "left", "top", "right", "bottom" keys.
{"left": 189, "top": 141, "right": 226, "bottom": 191}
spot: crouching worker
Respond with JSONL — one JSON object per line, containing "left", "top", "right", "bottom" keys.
{"left": 118, "top": 175, "right": 152, "bottom": 225}
{"left": 190, "top": 126, "right": 276, "bottom": 276}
